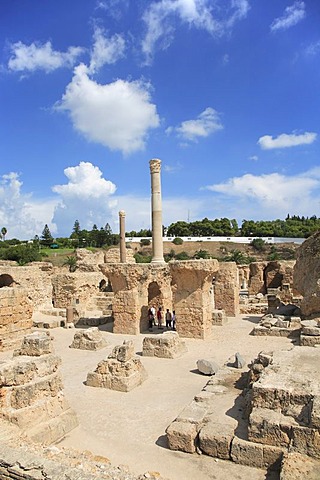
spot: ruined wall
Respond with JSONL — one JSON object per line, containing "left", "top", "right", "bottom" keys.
{"left": 103, "top": 260, "right": 224, "bottom": 339}
{"left": 248, "top": 262, "right": 267, "bottom": 295}
{"left": 103, "top": 247, "right": 136, "bottom": 264}
{"left": 0, "top": 262, "right": 54, "bottom": 309}
{"left": 0, "top": 287, "right": 33, "bottom": 351}
{"left": 214, "top": 262, "right": 239, "bottom": 317}
{"left": 171, "top": 260, "right": 219, "bottom": 339}
{"left": 51, "top": 272, "right": 107, "bottom": 310}
{"left": 294, "top": 231, "right": 320, "bottom": 317}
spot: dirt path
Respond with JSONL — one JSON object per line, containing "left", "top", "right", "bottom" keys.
{"left": 47, "top": 315, "right": 293, "bottom": 480}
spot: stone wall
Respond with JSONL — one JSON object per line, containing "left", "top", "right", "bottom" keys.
{"left": 214, "top": 262, "right": 239, "bottom": 317}
{"left": 0, "top": 287, "right": 33, "bottom": 351}
{"left": 0, "top": 262, "right": 54, "bottom": 310}
{"left": 294, "top": 231, "right": 320, "bottom": 317}
{"left": 51, "top": 272, "right": 108, "bottom": 310}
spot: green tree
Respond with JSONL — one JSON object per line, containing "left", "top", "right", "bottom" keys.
{"left": 0, "top": 244, "right": 42, "bottom": 265}
{"left": 63, "top": 255, "right": 77, "bottom": 272}
{"left": 1, "top": 227, "right": 7, "bottom": 241}
{"left": 40, "top": 224, "right": 54, "bottom": 247}
{"left": 250, "top": 238, "right": 266, "bottom": 251}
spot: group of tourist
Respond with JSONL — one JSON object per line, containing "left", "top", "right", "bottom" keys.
{"left": 148, "top": 306, "right": 176, "bottom": 332}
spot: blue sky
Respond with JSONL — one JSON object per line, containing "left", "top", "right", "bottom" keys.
{"left": 1, "top": 0, "right": 320, "bottom": 239}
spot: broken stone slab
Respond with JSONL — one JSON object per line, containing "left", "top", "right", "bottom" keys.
{"left": 234, "top": 352, "right": 246, "bottom": 369}
{"left": 311, "top": 396, "right": 320, "bottom": 429}
{"left": 69, "top": 327, "right": 108, "bottom": 350}
{"left": 199, "top": 421, "right": 234, "bottom": 460}
{"left": 196, "top": 359, "right": 219, "bottom": 375}
{"left": 176, "top": 402, "right": 208, "bottom": 425}
{"left": 142, "top": 332, "right": 187, "bottom": 359}
{"left": 301, "top": 325, "right": 320, "bottom": 336}
{"left": 166, "top": 420, "right": 199, "bottom": 453}
{"left": 108, "top": 340, "right": 134, "bottom": 362}
{"left": 13, "top": 331, "right": 53, "bottom": 357}
{"left": 251, "top": 326, "right": 301, "bottom": 337}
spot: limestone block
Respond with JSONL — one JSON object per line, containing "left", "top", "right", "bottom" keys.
{"left": 300, "top": 335, "right": 320, "bottom": 347}
{"left": 0, "top": 355, "right": 61, "bottom": 387}
{"left": 212, "top": 309, "right": 227, "bottom": 326}
{"left": 311, "top": 396, "right": 320, "bottom": 428}
{"left": 301, "top": 325, "right": 320, "bottom": 336}
{"left": 231, "top": 436, "right": 264, "bottom": 468}
{"left": 9, "top": 373, "right": 63, "bottom": 409}
{"left": 142, "top": 332, "right": 187, "bottom": 359}
{"left": 28, "top": 408, "right": 79, "bottom": 446}
{"left": 291, "top": 425, "right": 320, "bottom": 459}
{"left": 166, "top": 420, "right": 199, "bottom": 453}
{"left": 69, "top": 327, "right": 108, "bottom": 350}
{"left": 280, "top": 452, "right": 320, "bottom": 480}
{"left": 196, "top": 359, "right": 219, "bottom": 375}
{"left": 231, "top": 436, "right": 284, "bottom": 469}
{"left": 258, "top": 351, "right": 273, "bottom": 367}
{"left": 199, "top": 422, "right": 234, "bottom": 459}
{"left": 108, "top": 340, "right": 134, "bottom": 362}
{"left": 176, "top": 401, "right": 208, "bottom": 425}
{"left": 86, "top": 352, "right": 148, "bottom": 392}
{"left": 13, "top": 331, "right": 53, "bottom": 357}
{"left": 248, "top": 407, "right": 297, "bottom": 447}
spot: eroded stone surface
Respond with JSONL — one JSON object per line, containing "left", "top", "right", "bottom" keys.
{"left": 142, "top": 332, "right": 187, "bottom": 358}
{"left": 69, "top": 327, "right": 108, "bottom": 350}
{"left": 86, "top": 340, "right": 147, "bottom": 392}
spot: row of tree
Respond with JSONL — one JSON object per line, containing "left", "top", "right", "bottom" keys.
{"left": 165, "top": 215, "right": 320, "bottom": 238}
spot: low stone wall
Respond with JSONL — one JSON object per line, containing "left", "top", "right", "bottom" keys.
{"left": 0, "top": 287, "right": 33, "bottom": 351}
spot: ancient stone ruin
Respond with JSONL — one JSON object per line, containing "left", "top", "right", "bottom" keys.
{"left": 86, "top": 340, "right": 147, "bottom": 392}
{"left": 142, "top": 332, "right": 187, "bottom": 358}
{"left": 0, "top": 331, "right": 78, "bottom": 445}
{"left": 69, "top": 327, "right": 108, "bottom": 350}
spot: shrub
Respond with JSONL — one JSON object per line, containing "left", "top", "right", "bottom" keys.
{"left": 140, "top": 238, "right": 151, "bottom": 246}
{"left": 193, "top": 249, "right": 211, "bottom": 259}
{"left": 134, "top": 253, "right": 152, "bottom": 263}
{"left": 175, "top": 251, "right": 190, "bottom": 260}
{"left": 250, "top": 238, "right": 266, "bottom": 251}
{"left": 172, "top": 237, "right": 183, "bottom": 245}
{"left": 0, "top": 244, "right": 42, "bottom": 265}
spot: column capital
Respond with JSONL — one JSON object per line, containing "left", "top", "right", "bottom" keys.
{"left": 119, "top": 210, "right": 126, "bottom": 217}
{"left": 149, "top": 158, "right": 161, "bottom": 174}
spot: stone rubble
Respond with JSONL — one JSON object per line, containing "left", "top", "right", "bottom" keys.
{"left": 86, "top": 340, "right": 148, "bottom": 392}
{"left": 142, "top": 332, "right": 187, "bottom": 359}
{"left": 69, "top": 327, "right": 108, "bottom": 350}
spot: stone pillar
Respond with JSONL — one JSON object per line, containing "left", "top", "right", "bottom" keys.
{"left": 149, "top": 158, "right": 164, "bottom": 264}
{"left": 119, "top": 210, "right": 127, "bottom": 263}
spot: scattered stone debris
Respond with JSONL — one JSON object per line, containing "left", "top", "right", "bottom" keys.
{"left": 196, "top": 358, "right": 219, "bottom": 375}
{"left": 300, "top": 319, "right": 320, "bottom": 347}
{"left": 86, "top": 340, "right": 148, "bottom": 392}
{"left": 251, "top": 306, "right": 302, "bottom": 337}
{"left": 142, "top": 332, "right": 187, "bottom": 358}
{"left": 69, "top": 327, "right": 108, "bottom": 350}
{"left": 234, "top": 352, "right": 246, "bottom": 369}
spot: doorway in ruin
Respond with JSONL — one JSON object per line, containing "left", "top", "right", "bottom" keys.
{"left": 263, "top": 262, "right": 283, "bottom": 291}
{"left": 148, "top": 281, "right": 163, "bottom": 308}
{"left": 99, "top": 278, "right": 113, "bottom": 292}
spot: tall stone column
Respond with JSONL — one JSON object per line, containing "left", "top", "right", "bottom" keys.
{"left": 149, "top": 158, "right": 164, "bottom": 264}
{"left": 119, "top": 210, "right": 126, "bottom": 263}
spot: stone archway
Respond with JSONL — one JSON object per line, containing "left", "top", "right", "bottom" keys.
{"left": 148, "top": 281, "right": 163, "bottom": 308}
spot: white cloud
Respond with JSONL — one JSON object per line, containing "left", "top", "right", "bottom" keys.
{"left": 0, "top": 172, "right": 57, "bottom": 240}
{"left": 89, "top": 27, "right": 125, "bottom": 73}
{"left": 305, "top": 41, "right": 320, "bottom": 57}
{"left": 52, "top": 162, "right": 118, "bottom": 234}
{"left": 8, "top": 41, "right": 84, "bottom": 73}
{"left": 142, "top": 0, "right": 249, "bottom": 64}
{"left": 203, "top": 168, "right": 320, "bottom": 220}
{"left": 167, "top": 107, "right": 223, "bottom": 143}
{"left": 258, "top": 131, "right": 317, "bottom": 149}
{"left": 249, "top": 155, "right": 258, "bottom": 161}
{"left": 55, "top": 64, "right": 160, "bottom": 154}
{"left": 270, "top": 1, "right": 305, "bottom": 32}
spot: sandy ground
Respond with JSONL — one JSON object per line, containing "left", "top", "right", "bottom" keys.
{"left": 27, "top": 315, "right": 294, "bottom": 480}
